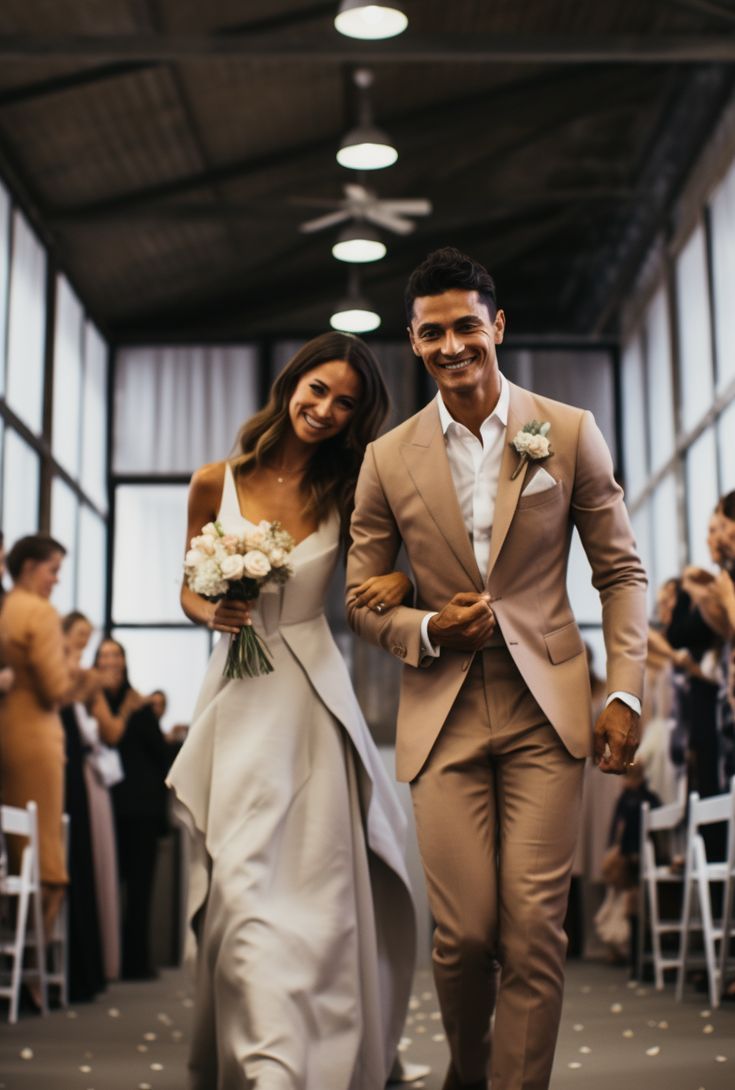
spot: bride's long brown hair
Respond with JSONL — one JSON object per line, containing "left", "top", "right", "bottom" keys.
{"left": 231, "top": 332, "right": 389, "bottom": 545}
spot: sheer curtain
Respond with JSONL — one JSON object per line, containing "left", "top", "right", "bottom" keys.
{"left": 5, "top": 211, "right": 46, "bottom": 435}
{"left": 52, "top": 276, "right": 84, "bottom": 477}
{"left": 0, "top": 181, "right": 9, "bottom": 397}
{"left": 676, "top": 223, "right": 714, "bottom": 433}
{"left": 711, "top": 158, "right": 735, "bottom": 392}
{"left": 114, "top": 346, "right": 260, "bottom": 473}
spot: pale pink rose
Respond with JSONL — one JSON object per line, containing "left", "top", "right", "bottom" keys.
{"left": 201, "top": 521, "right": 219, "bottom": 537}
{"left": 220, "top": 554, "right": 245, "bottom": 580}
{"left": 525, "top": 434, "right": 550, "bottom": 459}
{"left": 185, "top": 547, "right": 206, "bottom": 567}
{"left": 220, "top": 534, "right": 239, "bottom": 554}
{"left": 191, "top": 534, "right": 216, "bottom": 555}
{"left": 243, "top": 550, "right": 271, "bottom": 579}
{"left": 268, "top": 547, "right": 288, "bottom": 568}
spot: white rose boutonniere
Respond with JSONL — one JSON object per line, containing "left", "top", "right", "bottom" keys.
{"left": 510, "top": 420, "right": 552, "bottom": 480}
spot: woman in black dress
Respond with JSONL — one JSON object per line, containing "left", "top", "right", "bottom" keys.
{"left": 94, "top": 637, "right": 174, "bottom": 980}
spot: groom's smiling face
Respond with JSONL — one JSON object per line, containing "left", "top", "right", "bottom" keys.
{"left": 408, "top": 289, "right": 505, "bottom": 401}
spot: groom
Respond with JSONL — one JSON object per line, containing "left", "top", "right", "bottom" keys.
{"left": 346, "top": 247, "right": 647, "bottom": 1090}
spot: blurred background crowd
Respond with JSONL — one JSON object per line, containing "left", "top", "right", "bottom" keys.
{"left": 0, "top": 529, "right": 186, "bottom": 1007}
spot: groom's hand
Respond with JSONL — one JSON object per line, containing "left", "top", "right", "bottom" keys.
{"left": 593, "top": 699, "right": 640, "bottom": 774}
{"left": 427, "top": 592, "right": 496, "bottom": 650}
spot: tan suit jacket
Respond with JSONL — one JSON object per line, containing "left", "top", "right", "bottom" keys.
{"left": 346, "top": 380, "right": 648, "bottom": 783}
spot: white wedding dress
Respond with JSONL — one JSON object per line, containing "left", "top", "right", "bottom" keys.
{"left": 168, "top": 465, "right": 416, "bottom": 1090}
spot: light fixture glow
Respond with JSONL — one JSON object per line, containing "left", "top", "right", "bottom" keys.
{"left": 335, "top": 2, "right": 408, "bottom": 40}
{"left": 332, "top": 223, "right": 387, "bottom": 263}
{"left": 330, "top": 306, "right": 382, "bottom": 333}
{"left": 337, "top": 128, "right": 398, "bottom": 171}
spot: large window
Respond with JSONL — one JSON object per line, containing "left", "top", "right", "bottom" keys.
{"left": 5, "top": 212, "right": 46, "bottom": 435}
{"left": 2, "top": 431, "right": 40, "bottom": 545}
{"left": 52, "top": 276, "right": 84, "bottom": 477}
{"left": 685, "top": 428, "right": 719, "bottom": 569}
{"left": 645, "top": 287, "right": 675, "bottom": 472}
{"left": 0, "top": 183, "right": 9, "bottom": 397}
{"left": 710, "top": 163, "right": 735, "bottom": 392}
{"left": 0, "top": 180, "right": 110, "bottom": 629}
{"left": 621, "top": 335, "right": 647, "bottom": 500}
{"left": 675, "top": 223, "right": 714, "bottom": 435}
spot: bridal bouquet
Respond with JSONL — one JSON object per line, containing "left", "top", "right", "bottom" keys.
{"left": 184, "top": 520, "right": 294, "bottom": 678}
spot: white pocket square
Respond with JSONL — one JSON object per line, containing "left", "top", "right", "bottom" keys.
{"left": 521, "top": 467, "right": 557, "bottom": 497}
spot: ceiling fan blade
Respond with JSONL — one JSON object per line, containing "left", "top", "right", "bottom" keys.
{"left": 299, "top": 210, "right": 350, "bottom": 234}
{"left": 290, "top": 196, "right": 343, "bottom": 209}
{"left": 365, "top": 209, "right": 416, "bottom": 235}
{"left": 379, "top": 199, "right": 432, "bottom": 216}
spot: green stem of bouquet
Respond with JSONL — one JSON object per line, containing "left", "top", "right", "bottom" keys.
{"left": 221, "top": 579, "right": 273, "bottom": 678}
{"left": 224, "top": 625, "right": 273, "bottom": 678}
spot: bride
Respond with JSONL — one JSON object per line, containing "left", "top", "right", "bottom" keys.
{"left": 168, "top": 332, "right": 417, "bottom": 1090}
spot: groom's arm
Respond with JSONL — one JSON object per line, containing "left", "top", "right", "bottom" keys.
{"left": 571, "top": 411, "right": 648, "bottom": 771}
{"left": 346, "top": 443, "right": 429, "bottom": 668}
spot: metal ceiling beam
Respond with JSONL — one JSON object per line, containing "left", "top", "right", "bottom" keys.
{"left": 571, "top": 65, "right": 735, "bottom": 334}
{"left": 45, "top": 65, "right": 654, "bottom": 220}
{"left": 0, "top": 33, "right": 734, "bottom": 63}
{"left": 670, "top": 0, "right": 735, "bottom": 25}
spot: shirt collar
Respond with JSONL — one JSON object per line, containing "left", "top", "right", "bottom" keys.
{"left": 436, "top": 372, "right": 510, "bottom": 436}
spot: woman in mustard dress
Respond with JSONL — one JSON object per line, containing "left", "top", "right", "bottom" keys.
{"left": 0, "top": 533, "right": 72, "bottom": 936}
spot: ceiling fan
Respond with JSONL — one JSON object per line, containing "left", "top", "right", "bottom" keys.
{"left": 296, "top": 183, "right": 432, "bottom": 237}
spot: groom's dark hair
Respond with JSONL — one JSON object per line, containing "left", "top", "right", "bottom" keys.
{"left": 404, "top": 246, "right": 498, "bottom": 323}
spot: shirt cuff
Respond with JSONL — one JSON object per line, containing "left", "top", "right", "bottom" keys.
{"left": 420, "top": 612, "right": 440, "bottom": 658}
{"left": 605, "top": 691, "right": 641, "bottom": 716}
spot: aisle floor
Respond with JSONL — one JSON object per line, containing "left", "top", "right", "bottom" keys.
{"left": 0, "top": 960, "right": 733, "bottom": 1089}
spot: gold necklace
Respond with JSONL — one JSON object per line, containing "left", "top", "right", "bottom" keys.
{"left": 267, "top": 461, "right": 308, "bottom": 485}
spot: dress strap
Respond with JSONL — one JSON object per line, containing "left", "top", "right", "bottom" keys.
{"left": 218, "top": 462, "right": 242, "bottom": 522}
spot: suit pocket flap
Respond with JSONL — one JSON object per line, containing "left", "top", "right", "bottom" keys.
{"left": 544, "top": 621, "right": 584, "bottom": 665}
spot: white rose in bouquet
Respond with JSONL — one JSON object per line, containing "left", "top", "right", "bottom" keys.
{"left": 268, "top": 547, "right": 289, "bottom": 568}
{"left": 191, "top": 533, "right": 216, "bottom": 555}
{"left": 220, "top": 554, "right": 245, "bottom": 580}
{"left": 188, "top": 558, "right": 227, "bottom": 598}
{"left": 243, "top": 550, "right": 271, "bottom": 579}
{"left": 184, "top": 516, "right": 295, "bottom": 679}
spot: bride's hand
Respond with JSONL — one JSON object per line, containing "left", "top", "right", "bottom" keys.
{"left": 350, "top": 571, "right": 413, "bottom": 614}
{"left": 209, "top": 598, "right": 252, "bottom": 634}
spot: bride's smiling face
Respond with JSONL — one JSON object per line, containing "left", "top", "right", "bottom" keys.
{"left": 288, "top": 360, "right": 361, "bottom": 445}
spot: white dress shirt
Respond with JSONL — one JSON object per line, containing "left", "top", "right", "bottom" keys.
{"left": 418, "top": 378, "right": 640, "bottom": 717}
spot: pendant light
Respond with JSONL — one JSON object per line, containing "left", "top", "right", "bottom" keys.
{"left": 332, "top": 221, "right": 387, "bottom": 263}
{"left": 330, "top": 270, "right": 381, "bottom": 332}
{"left": 337, "top": 68, "right": 397, "bottom": 171}
{"left": 334, "top": 1, "right": 408, "bottom": 40}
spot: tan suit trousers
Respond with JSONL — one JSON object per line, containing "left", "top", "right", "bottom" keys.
{"left": 410, "top": 644, "right": 585, "bottom": 1090}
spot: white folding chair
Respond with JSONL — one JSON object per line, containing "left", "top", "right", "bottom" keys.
{"left": 22, "top": 813, "right": 69, "bottom": 1009}
{"left": 676, "top": 777, "right": 735, "bottom": 1009}
{"left": 0, "top": 802, "right": 48, "bottom": 1023}
{"left": 637, "top": 782, "right": 688, "bottom": 989}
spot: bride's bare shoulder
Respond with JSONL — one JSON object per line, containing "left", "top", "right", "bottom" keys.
{"left": 189, "top": 460, "right": 228, "bottom": 502}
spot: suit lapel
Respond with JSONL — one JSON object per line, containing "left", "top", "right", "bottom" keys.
{"left": 485, "top": 384, "right": 534, "bottom": 580}
{"left": 400, "top": 402, "right": 484, "bottom": 591}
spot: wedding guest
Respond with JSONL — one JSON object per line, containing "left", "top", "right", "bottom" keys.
{"left": 0, "top": 534, "right": 71, "bottom": 941}
{"left": 95, "top": 637, "right": 173, "bottom": 979}
{"left": 0, "top": 531, "right": 14, "bottom": 694}
{"left": 60, "top": 611, "right": 106, "bottom": 1002}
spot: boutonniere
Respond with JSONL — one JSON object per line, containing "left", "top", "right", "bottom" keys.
{"left": 510, "top": 420, "right": 553, "bottom": 480}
